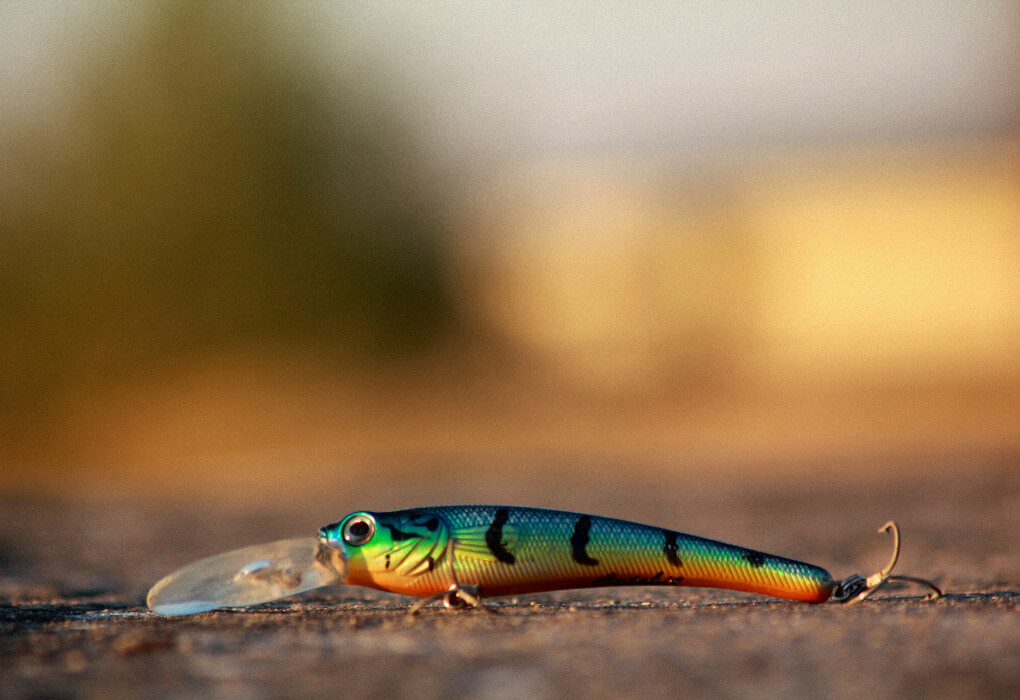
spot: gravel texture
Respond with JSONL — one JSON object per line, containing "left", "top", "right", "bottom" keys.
{"left": 1, "top": 454, "right": 1017, "bottom": 699}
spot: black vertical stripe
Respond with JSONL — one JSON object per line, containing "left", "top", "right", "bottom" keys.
{"left": 663, "top": 530, "right": 682, "bottom": 567}
{"left": 485, "top": 508, "right": 516, "bottom": 564}
{"left": 571, "top": 515, "right": 599, "bottom": 566}
{"left": 742, "top": 551, "right": 766, "bottom": 567}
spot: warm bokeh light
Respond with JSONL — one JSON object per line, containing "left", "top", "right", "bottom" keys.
{"left": 1, "top": 2, "right": 1018, "bottom": 499}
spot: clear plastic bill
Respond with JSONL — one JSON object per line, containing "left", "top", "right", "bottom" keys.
{"left": 147, "top": 538, "right": 346, "bottom": 616}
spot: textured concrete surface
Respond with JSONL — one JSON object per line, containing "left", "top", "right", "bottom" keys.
{"left": 1, "top": 454, "right": 1017, "bottom": 699}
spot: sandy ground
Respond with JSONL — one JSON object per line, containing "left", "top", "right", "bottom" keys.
{"left": 1, "top": 452, "right": 1017, "bottom": 699}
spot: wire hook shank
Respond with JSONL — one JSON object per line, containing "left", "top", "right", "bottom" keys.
{"left": 831, "top": 521, "right": 942, "bottom": 604}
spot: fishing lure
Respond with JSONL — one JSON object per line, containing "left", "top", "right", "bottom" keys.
{"left": 147, "top": 505, "right": 941, "bottom": 615}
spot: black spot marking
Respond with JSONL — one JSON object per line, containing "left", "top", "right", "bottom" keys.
{"left": 485, "top": 508, "right": 516, "bottom": 564}
{"left": 663, "top": 530, "right": 682, "bottom": 567}
{"left": 425, "top": 555, "right": 435, "bottom": 572}
{"left": 382, "top": 523, "right": 417, "bottom": 541}
{"left": 384, "top": 553, "right": 391, "bottom": 569}
{"left": 571, "top": 515, "right": 599, "bottom": 566}
{"left": 743, "top": 551, "right": 766, "bottom": 567}
{"left": 424, "top": 518, "right": 439, "bottom": 532}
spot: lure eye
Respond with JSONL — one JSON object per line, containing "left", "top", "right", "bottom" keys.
{"left": 342, "top": 515, "right": 376, "bottom": 546}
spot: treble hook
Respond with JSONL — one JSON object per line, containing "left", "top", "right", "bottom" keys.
{"left": 830, "top": 521, "right": 942, "bottom": 604}
{"left": 406, "top": 541, "right": 499, "bottom": 615}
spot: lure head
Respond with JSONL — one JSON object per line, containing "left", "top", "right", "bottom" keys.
{"left": 318, "top": 509, "right": 450, "bottom": 594}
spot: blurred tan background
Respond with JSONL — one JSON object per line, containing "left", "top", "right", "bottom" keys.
{"left": 1, "top": 1, "right": 1018, "bottom": 501}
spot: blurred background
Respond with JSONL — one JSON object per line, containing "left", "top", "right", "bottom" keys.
{"left": 1, "top": 1, "right": 1018, "bottom": 502}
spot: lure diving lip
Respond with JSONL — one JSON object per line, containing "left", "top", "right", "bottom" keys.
{"left": 146, "top": 538, "right": 347, "bottom": 616}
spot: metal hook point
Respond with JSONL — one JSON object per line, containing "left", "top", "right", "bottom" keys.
{"left": 832, "top": 521, "right": 942, "bottom": 604}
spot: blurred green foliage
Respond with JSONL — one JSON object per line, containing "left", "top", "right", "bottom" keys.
{"left": 0, "top": 2, "right": 457, "bottom": 417}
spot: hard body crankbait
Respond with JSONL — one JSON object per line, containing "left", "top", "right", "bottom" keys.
{"left": 147, "top": 505, "right": 941, "bottom": 615}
